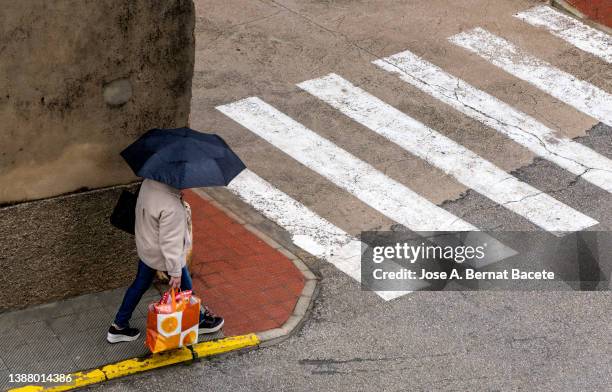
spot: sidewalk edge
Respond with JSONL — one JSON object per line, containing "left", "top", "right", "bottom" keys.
{"left": 6, "top": 334, "right": 260, "bottom": 392}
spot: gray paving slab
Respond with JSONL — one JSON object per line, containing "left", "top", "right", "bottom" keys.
{"left": 102, "top": 304, "right": 119, "bottom": 321}
{"left": 1, "top": 341, "right": 39, "bottom": 369}
{"left": 0, "top": 292, "right": 107, "bottom": 334}
{"left": 0, "top": 302, "right": 75, "bottom": 333}
{"left": 55, "top": 313, "right": 150, "bottom": 370}
{"left": 16, "top": 320, "right": 59, "bottom": 341}
{"left": 0, "top": 314, "right": 18, "bottom": 335}
{"left": 0, "top": 369, "right": 11, "bottom": 392}
{"left": 94, "top": 288, "right": 128, "bottom": 307}
{"left": 199, "top": 330, "right": 224, "bottom": 342}
{"left": 0, "top": 284, "right": 227, "bottom": 390}
{"left": 29, "top": 336, "right": 71, "bottom": 363}
{"left": 0, "top": 286, "right": 169, "bottom": 390}
{"left": 59, "top": 329, "right": 150, "bottom": 371}
{"left": 21, "top": 355, "right": 79, "bottom": 377}
{"left": 0, "top": 357, "right": 80, "bottom": 391}
{"left": 0, "top": 330, "right": 26, "bottom": 352}
{"left": 48, "top": 307, "right": 113, "bottom": 337}
{"left": 60, "top": 294, "right": 106, "bottom": 313}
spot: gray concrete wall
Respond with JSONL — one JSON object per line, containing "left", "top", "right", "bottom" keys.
{"left": 0, "top": 0, "right": 195, "bottom": 310}
{"left": 0, "top": 184, "right": 140, "bottom": 311}
{"left": 0, "top": 0, "right": 195, "bottom": 203}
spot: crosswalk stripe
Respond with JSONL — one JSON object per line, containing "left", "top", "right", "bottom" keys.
{"left": 373, "top": 49, "right": 612, "bottom": 193}
{"left": 216, "top": 97, "right": 477, "bottom": 233}
{"left": 449, "top": 27, "right": 612, "bottom": 126}
{"left": 227, "top": 169, "right": 411, "bottom": 300}
{"left": 515, "top": 5, "right": 612, "bottom": 64}
{"left": 298, "top": 74, "right": 598, "bottom": 234}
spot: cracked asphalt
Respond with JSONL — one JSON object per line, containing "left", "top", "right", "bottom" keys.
{"left": 443, "top": 123, "right": 612, "bottom": 232}
{"left": 92, "top": 0, "right": 611, "bottom": 390}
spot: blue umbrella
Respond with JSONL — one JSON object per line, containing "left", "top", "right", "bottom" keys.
{"left": 120, "top": 127, "right": 246, "bottom": 189}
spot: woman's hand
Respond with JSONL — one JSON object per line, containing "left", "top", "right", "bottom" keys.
{"left": 169, "top": 276, "right": 181, "bottom": 289}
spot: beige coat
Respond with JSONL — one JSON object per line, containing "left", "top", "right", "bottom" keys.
{"left": 135, "top": 179, "right": 192, "bottom": 277}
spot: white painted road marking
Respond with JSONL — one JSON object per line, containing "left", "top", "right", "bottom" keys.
{"left": 449, "top": 28, "right": 612, "bottom": 126}
{"left": 217, "top": 97, "right": 477, "bottom": 233}
{"left": 227, "top": 169, "right": 411, "bottom": 300}
{"left": 373, "top": 49, "right": 612, "bottom": 193}
{"left": 515, "top": 5, "right": 612, "bottom": 64}
{"left": 298, "top": 74, "right": 598, "bottom": 234}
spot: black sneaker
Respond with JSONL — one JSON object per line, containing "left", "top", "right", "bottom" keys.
{"left": 107, "top": 324, "right": 140, "bottom": 343}
{"left": 199, "top": 306, "right": 224, "bottom": 334}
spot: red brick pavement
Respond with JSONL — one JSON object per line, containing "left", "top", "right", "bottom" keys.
{"left": 566, "top": 0, "right": 612, "bottom": 28}
{"left": 183, "top": 190, "right": 305, "bottom": 336}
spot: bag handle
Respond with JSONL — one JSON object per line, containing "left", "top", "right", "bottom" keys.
{"left": 159, "top": 288, "right": 181, "bottom": 308}
{"left": 170, "top": 287, "right": 177, "bottom": 312}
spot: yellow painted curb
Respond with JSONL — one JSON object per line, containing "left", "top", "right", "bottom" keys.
{"left": 191, "top": 333, "right": 260, "bottom": 358}
{"left": 101, "top": 346, "right": 194, "bottom": 381}
{"left": 7, "top": 334, "right": 260, "bottom": 392}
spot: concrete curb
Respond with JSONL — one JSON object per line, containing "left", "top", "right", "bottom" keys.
{"left": 7, "top": 335, "right": 260, "bottom": 392}
{"left": 9, "top": 189, "right": 318, "bottom": 392}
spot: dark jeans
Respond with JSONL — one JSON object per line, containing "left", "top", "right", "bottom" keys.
{"left": 114, "top": 260, "right": 198, "bottom": 329}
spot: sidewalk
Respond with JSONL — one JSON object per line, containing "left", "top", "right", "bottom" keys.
{"left": 0, "top": 189, "right": 316, "bottom": 391}
{"left": 184, "top": 190, "right": 308, "bottom": 336}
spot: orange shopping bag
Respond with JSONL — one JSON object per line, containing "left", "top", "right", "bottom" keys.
{"left": 146, "top": 288, "right": 201, "bottom": 353}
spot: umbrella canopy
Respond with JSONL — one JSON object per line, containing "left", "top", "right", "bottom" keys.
{"left": 121, "top": 127, "right": 246, "bottom": 189}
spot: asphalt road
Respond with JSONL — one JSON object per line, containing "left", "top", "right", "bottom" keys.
{"left": 93, "top": 127, "right": 612, "bottom": 392}
{"left": 92, "top": 0, "right": 611, "bottom": 390}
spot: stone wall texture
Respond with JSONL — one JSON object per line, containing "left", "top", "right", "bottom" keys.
{"left": 0, "top": 0, "right": 195, "bottom": 310}
{"left": 0, "top": 184, "right": 141, "bottom": 311}
{"left": 0, "top": 0, "right": 195, "bottom": 203}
